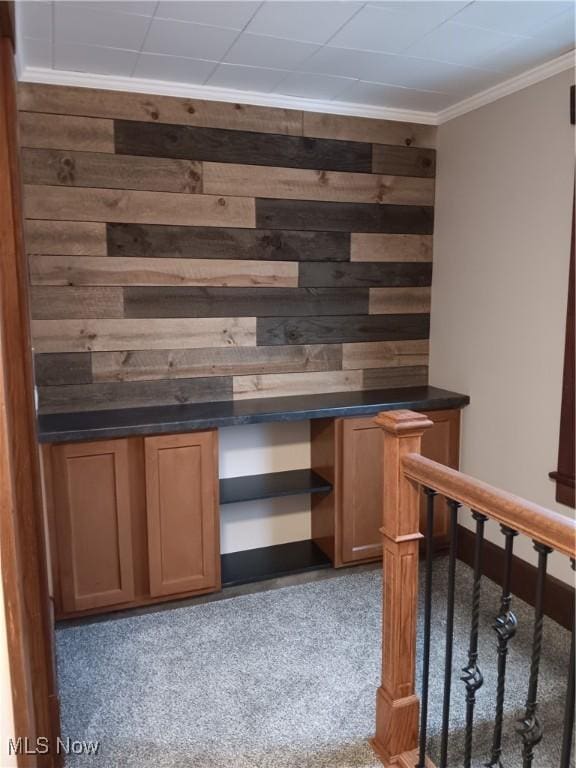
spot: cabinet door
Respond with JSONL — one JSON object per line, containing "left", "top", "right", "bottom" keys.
{"left": 145, "top": 431, "right": 219, "bottom": 597}
{"left": 420, "top": 409, "right": 461, "bottom": 546}
{"left": 340, "top": 417, "right": 384, "bottom": 564}
{"left": 339, "top": 409, "right": 461, "bottom": 565}
{"left": 52, "top": 439, "right": 136, "bottom": 613}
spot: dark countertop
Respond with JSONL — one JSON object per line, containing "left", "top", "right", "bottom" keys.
{"left": 37, "top": 385, "right": 470, "bottom": 443}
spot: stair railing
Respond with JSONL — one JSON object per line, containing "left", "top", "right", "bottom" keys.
{"left": 371, "top": 409, "right": 576, "bottom": 768}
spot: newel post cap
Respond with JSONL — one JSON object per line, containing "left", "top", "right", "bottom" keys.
{"left": 374, "top": 409, "right": 433, "bottom": 435}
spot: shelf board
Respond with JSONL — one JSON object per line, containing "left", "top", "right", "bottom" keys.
{"left": 221, "top": 540, "right": 332, "bottom": 588}
{"left": 219, "top": 468, "right": 332, "bottom": 505}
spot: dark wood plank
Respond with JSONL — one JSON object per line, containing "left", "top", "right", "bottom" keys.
{"left": 256, "top": 198, "right": 434, "bottom": 234}
{"left": 22, "top": 148, "right": 202, "bottom": 193}
{"left": 34, "top": 352, "right": 92, "bottom": 386}
{"left": 220, "top": 540, "right": 331, "bottom": 587}
{"left": 124, "top": 287, "right": 368, "bottom": 318}
{"left": 38, "top": 375, "right": 233, "bottom": 413}
{"left": 372, "top": 145, "right": 436, "bottom": 178}
{"left": 219, "top": 469, "right": 332, "bottom": 505}
{"left": 257, "top": 314, "right": 430, "bottom": 345}
{"left": 107, "top": 223, "right": 350, "bottom": 262}
{"left": 30, "top": 286, "right": 124, "bottom": 319}
{"left": 363, "top": 365, "right": 428, "bottom": 390}
{"left": 114, "top": 120, "right": 372, "bottom": 173}
{"left": 299, "top": 262, "right": 432, "bottom": 288}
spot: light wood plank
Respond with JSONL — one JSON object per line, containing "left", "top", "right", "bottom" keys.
{"left": 31, "top": 318, "right": 257, "bottom": 353}
{"left": 24, "top": 220, "right": 107, "bottom": 256}
{"left": 23, "top": 185, "right": 255, "bottom": 228}
{"left": 18, "top": 83, "right": 302, "bottom": 136}
{"left": 19, "top": 111, "right": 114, "bottom": 152}
{"left": 203, "top": 163, "right": 434, "bottom": 205}
{"left": 351, "top": 233, "right": 433, "bottom": 262}
{"left": 342, "top": 340, "right": 429, "bottom": 370}
{"left": 30, "top": 286, "right": 124, "bottom": 319}
{"left": 303, "top": 112, "right": 437, "bottom": 147}
{"left": 30, "top": 255, "right": 298, "bottom": 287}
{"left": 92, "top": 344, "right": 341, "bottom": 382}
{"left": 233, "top": 369, "right": 362, "bottom": 400}
{"left": 369, "top": 287, "right": 431, "bottom": 314}
{"left": 22, "top": 148, "right": 202, "bottom": 194}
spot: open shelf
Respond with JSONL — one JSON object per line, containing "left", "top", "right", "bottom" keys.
{"left": 221, "top": 540, "right": 332, "bottom": 587}
{"left": 219, "top": 468, "right": 332, "bottom": 505}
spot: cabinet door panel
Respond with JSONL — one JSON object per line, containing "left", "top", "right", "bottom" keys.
{"left": 420, "top": 409, "right": 461, "bottom": 544}
{"left": 52, "top": 439, "right": 135, "bottom": 612}
{"left": 145, "top": 431, "right": 219, "bottom": 597}
{"left": 339, "top": 409, "right": 461, "bottom": 565}
{"left": 341, "top": 417, "right": 383, "bottom": 563}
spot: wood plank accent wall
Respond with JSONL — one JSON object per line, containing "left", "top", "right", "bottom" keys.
{"left": 18, "top": 83, "right": 436, "bottom": 413}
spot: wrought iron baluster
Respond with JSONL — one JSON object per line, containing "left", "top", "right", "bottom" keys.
{"left": 439, "top": 498, "right": 460, "bottom": 768}
{"left": 516, "top": 541, "right": 552, "bottom": 768}
{"left": 559, "top": 559, "right": 575, "bottom": 768}
{"left": 417, "top": 487, "right": 436, "bottom": 768}
{"left": 486, "top": 525, "right": 518, "bottom": 768}
{"left": 461, "top": 510, "right": 488, "bottom": 767}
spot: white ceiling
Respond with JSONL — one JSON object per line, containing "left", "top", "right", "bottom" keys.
{"left": 16, "top": 0, "right": 576, "bottom": 116}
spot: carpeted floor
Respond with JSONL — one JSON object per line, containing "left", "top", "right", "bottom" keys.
{"left": 56, "top": 559, "right": 573, "bottom": 768}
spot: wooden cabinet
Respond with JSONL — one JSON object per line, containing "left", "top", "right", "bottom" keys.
{"left": 145, "top": 432, "right": 219, "bottom": 598}
{"left": 44, "top": 429, "right": 220, "bottom": 618}
{"left": 312, "top": 409, "right": 461, "bottom": 566}
{"left": 48, "top": 439, "right": 137, "bottom": 613}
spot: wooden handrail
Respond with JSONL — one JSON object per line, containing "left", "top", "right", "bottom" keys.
{"left": 371, "top": 409, "right": 575, "bottom": 768}
{"left": 402, "top": 453, "right": 576, "bottom": 559}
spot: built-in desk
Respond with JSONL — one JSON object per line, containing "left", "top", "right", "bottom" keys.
{"left": 39, "top": 386, "right": 469, "bottom": 619}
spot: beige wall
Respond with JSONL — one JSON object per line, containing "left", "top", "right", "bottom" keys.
{"left": 431, "top": 68, "right": 575, "bottom": 582}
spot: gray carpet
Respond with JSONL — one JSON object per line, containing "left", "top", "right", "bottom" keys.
{"left": 56, "top": 559, "right": 573, "bottom": 767}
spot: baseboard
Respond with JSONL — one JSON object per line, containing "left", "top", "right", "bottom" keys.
{"left": 457, "top": 524, "right": 575, "bottom": 631}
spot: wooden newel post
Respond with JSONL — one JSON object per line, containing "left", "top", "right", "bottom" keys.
{"left": 371, "top": 410, "right": 433, "bottom": 766}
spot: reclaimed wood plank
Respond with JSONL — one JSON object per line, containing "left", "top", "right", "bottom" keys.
{"left": 18, "top": 111, "right": 114, "bottom": 152}
{"left": 107, "top": 223, "right": 350, "bottom": 261}
{"left": 123, "top": 287, "right": 368, "bottom": 318}
{"left": 203, "top": 163, "right": 434, "bottom": 205}
{"left": 18, "top": 83, "right": 303, "bottom": 135}
{"left": 38, "top": 376, "right": 233, "bottom": 413}
{"left": 30, "top": 255, "right": 298, "bottom": 288}
{"left": 257, "top": 314, "right": 430, "bottom": 345}
{"left": 34, "top": 352, "right": 92, "bottom": 386}
{"left": 24, "top": 220, "right": 107, "bottom": 256}
{"left": 351, "top": 233, "right": 433, "bottom": 262}
{"left": 303, "top": 112, "right": 437, "bottom": 147}
{"left": 372, "top": 145, "right": 436, "bottom": 178}
{"left": 22, "top": 148, "right": 202, "bottom": 194}
{"left": 256, "top": 199, "right": 434, "bottom": 234}
{"left": 299, "top": 262, "right": 432, "bottom": 288}
{"left": 31, "top": 317, "right": 257, "bottom": 353}
{"left": 363, "top": 365, "right": 428, "bottom": 389}
{"left": 24, "top": 185, "right": 255, "bottom": 228}
{"left": 92, "top": 344, "right": 342, "bottom": 382}
{"left": 342, "top": 340, "right": 429, "bottom": 370}
{"left": 369, "top": 287, "right": 431, "bottom": 314}
{"left": 233, "top": 369, "right": 362, "bottom": 400}
{"left": 115, "top": 120, "right": 372, "bottom": 173}
{"left": 30, "top": 286, "right": 124, "bottom": 319}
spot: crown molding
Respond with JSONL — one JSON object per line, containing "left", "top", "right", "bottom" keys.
{"left": 18, "top": 49, "right": 575, "bottom": 128}
{"left": 17, "top": 66, "right": 439, "bottom": 125}
{"left": 437, "top": 50, "right": 575, "bottom": 124}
